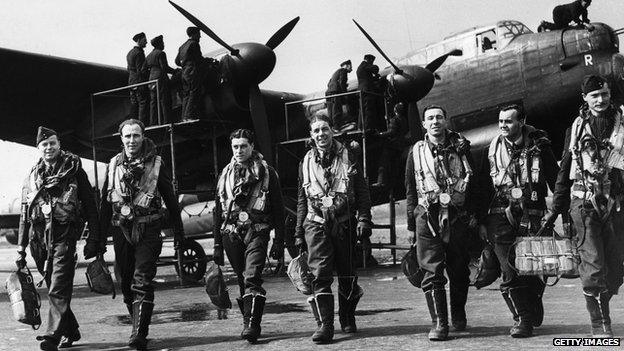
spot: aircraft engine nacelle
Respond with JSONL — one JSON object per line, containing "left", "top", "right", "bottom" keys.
{"left": 219, "top": 43, "right": 277, "bottom": 87}
{"left": 386, "top": 65, "right": 435, "bottom": 103}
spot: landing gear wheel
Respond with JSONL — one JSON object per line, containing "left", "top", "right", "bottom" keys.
{"left": 174, "top": 239, "right": 207, "bottom": 282}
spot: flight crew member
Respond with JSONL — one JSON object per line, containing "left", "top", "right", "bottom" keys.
{"left": 545, "top": 75, "right": 624, "bottom": 338}
{"left": 372, "top": 102, "right": 409, "bottom": 189}
{"left": 100, "top": 119, "right": 185, "bottom": 350}
{"left": 325, "top": 60, "right": 354, "bottom": 131}
{"left": 175, "top": 26, "right": 203, "bottom": 121}
{"left": 127, "top": 32, "right": 150, "bottom": 124}
{"left": 16, "top": 127, "right": 103, "bottom": 351}
{"left": 405, "top": 105, "right": 476, "bottom": 341}
{"left": 212, "top": 129, "right": 286, "bottom": 343}
{"left": 146, "top": 35, "right": 176, "bottom": 125}
{"left": 295, "top": 114, "right": 373, "bottom": 344}
{"left": 356, "top": 54, "right": 381, "bottom": 129}
{"left": 538, "top": 0, "right": 593, "bottom": 32}
{"left": 479, "top": 104, "right": 559, "bottom": 338}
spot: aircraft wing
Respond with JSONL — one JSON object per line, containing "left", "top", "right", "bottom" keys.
{"left": 0, "top": 47, "right": 127, "bottom": 157}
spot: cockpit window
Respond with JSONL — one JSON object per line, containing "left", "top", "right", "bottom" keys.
{"left": 478, "top": 29, "right": 497, "bottom": 53}
{"left": 497, "top": 21, "right": 533, "bottom": 39}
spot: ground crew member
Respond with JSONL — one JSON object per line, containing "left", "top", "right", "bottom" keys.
{"left": 100, "top": 119, "right": 184, "bottom": 350}
{"left": 356, "top": 54, "right": 381, "bottom": 129}
{"left": 546, "top": 75, "right": 624, "bottom": 338}
{"left": 175, "top": 26, "right": 203, "bottom": 121}
{"left": 372, "top": 102, "right": 409, "bottom": 189}
{"left": 146, "top": 35, "right": 176, "bottom": 125}
{"left": 127, "top": 32, "right": 150, "bottom": 124}
{"left": 325, "top": 60, "right": 354, "bottom": 131}
{"left": 538, "top": 0, "right": 593, "bottom": 32}
{"left": 405, "top": 105, "right": 476, "bottom": 341}
{"left": 479, "top": 104, "right": 559, "bottom": 338}
{"left": 212, "top": 129, "right": 285, "bottom": 343}
{"left": 16, "top": 126, "right": 103, "bottom": 351}
{"left": 295, "top": 114, "right": 372, "bottom": 344}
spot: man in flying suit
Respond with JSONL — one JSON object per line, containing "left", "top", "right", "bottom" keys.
{"left": 212, "top": 129, "right": 286, "bottom": 343}
{"left": 325, "top": 60, "right": 353, "bottom": 130}
{"left": 545, "top": 75, "right": 624, "bottom": 338}
{"left": 127, "top": 32, "right": 150, "bottom": 124}
{"left": 175, "top": 26, "right": 203, "bottom": 121}
{"left": 356, "top": 54, "right": 381, "bottom": 130}
{"left": 100, "top": 119, "right": 185, "bottom": 350}
{"left": 16, "top": 126, "right": 103, "bottom": 351}
{"left": 295, "top": 114, "right": 373, "bottom": 344}
{"left": 479, "top": 104, "right": 559, "bottom": 338}
{"left": 538, "top": 0, "right": 593, "bottom": 32}
{"left": 405, "top": 105, "right": 476, "bottom": 341}
{"left": 146, "top": 35, "right": 176, "bottom": 125}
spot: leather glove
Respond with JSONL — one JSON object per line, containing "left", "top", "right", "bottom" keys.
{"left": 357, "top": 220, "right": 372, "bottom": 241}
{"left": 478, "top": 224, "right": 488, "bottom": 242}
{"left": 269, "top": 240, "right": 284, "bottom": 260}
{"left": 15, "top": 250, "right": 26, "bottom": 270}
{"left": 541, "top": 210, "right": 558, "bottom": 230}
{"left": 409, "top": 231, "right": 417, "bottom": 247}
{"left": 83, "top": 240, "right": 100, "bottom": 260}
{"left": 455, "top": 137, "right": 471, "bottom": 155}
{"left": 294, "top": 237, "right": 307, "bottom": 255}
{"left": 174, "top": 231, "right": 185, "bottom": 252}
{"left": 213, "top": 244, "right": 224, "bottom": 266}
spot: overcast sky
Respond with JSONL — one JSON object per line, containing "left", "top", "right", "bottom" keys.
{"left": 1, "top": 0, "right": 623, "bottom": 205}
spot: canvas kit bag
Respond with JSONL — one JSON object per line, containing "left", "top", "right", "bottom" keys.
{"left": 5, "top": 267, "right": 41, "bottom": 329}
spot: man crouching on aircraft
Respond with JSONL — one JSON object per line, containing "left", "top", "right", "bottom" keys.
{"left": 479, "top": 104, "right": 559, "bottom": 338}
{"left": 545, "top": 75, "right": 624, "bottom": 338}
{"left": 16, "top": 127, "right": 104, "bottom": 351}
{"left": 212, "top": 129, "right": 286, "bottom": 343}
{"left": 405, "top": 105, "right": 476, "bottom": 341}
{"left": 100, "top": 119, "right": 185, "bottom": 350}
{"left": 294, "top": 115, "right": 372, "bottom": 344}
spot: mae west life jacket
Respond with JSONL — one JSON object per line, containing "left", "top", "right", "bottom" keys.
{"left": 488, "top": 131, "right": 541, "bottom": 201}
{"left": 301, "top": 141, "right": 354, "bottom": 212}
{"left": 216, "top": 158, "right": 270, "bottom": 225}
{"left": 411, "top": 137, "right": 472, "bottom": 208}
{"left": 25, "top": 172, "right": 80, "bottom": 225}
{"left": 568, "top": 106, "right": 624, "bottom": 199}
{"left": 107, "top": 154, "right": 162, "bottom": 223}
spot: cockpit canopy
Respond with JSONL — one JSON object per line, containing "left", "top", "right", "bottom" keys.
{"left": 395, "top": 20, "right": 533, "bottom": 66}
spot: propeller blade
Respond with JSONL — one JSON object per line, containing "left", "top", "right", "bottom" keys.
{"left": 407, "top": 102, "right": 423, "bottom": 143}
{"left": 352, "top": 19, "right": 403, "bottom": 74}
{"left": 169, "top": 0, "right": 239, "bottom": 56}
{"left": 425, "top": 49, "right": 462, "bottom": 73}
{"left": 248, "top": 85, "right": 274, "bottom": 164}
{"left": 266, "top": 16, "right": 300, "bottom": 50}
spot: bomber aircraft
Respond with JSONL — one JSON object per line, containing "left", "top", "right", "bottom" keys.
{"left": 0, "top": 1, "right": 623, "bottom": 279}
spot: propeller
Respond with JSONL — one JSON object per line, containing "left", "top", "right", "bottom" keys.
{"left": 169, "top": 1, "right": 300, "bottom": 164}
{"left": 353, "top": 20, "right": 461, "bottom": 141}
{"left": 266, "top": 17, "right": 300, "bottom": 50}
{"left": 352, "top": 20, "right": 403, "bottom": 75}
{"left": 425, "top": 49, "right": 462, "bottom": 73}
{"left": 169, "top": 1, "right": 239, "bottom": 56}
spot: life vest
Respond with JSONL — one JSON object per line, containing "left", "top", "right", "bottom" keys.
{"left": 568, "top": 107, "right": 624, "bottom": 198}
{"left": 302, "top": 141, "right": 354, "bottom": 211}
{"left": 411, "top": 135, "right": 472, "bottom": 207}
{"left": 216, "top": 158, "right": 270, "bottom": 223}
{"left": 107, "top": 154, "right": 162, "bottom": 220}
{"left": 25, "top": 172, "right": 80, "bottom": 225}
{"left": 488, "top": 131, "right": 541, "bottom": 196}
